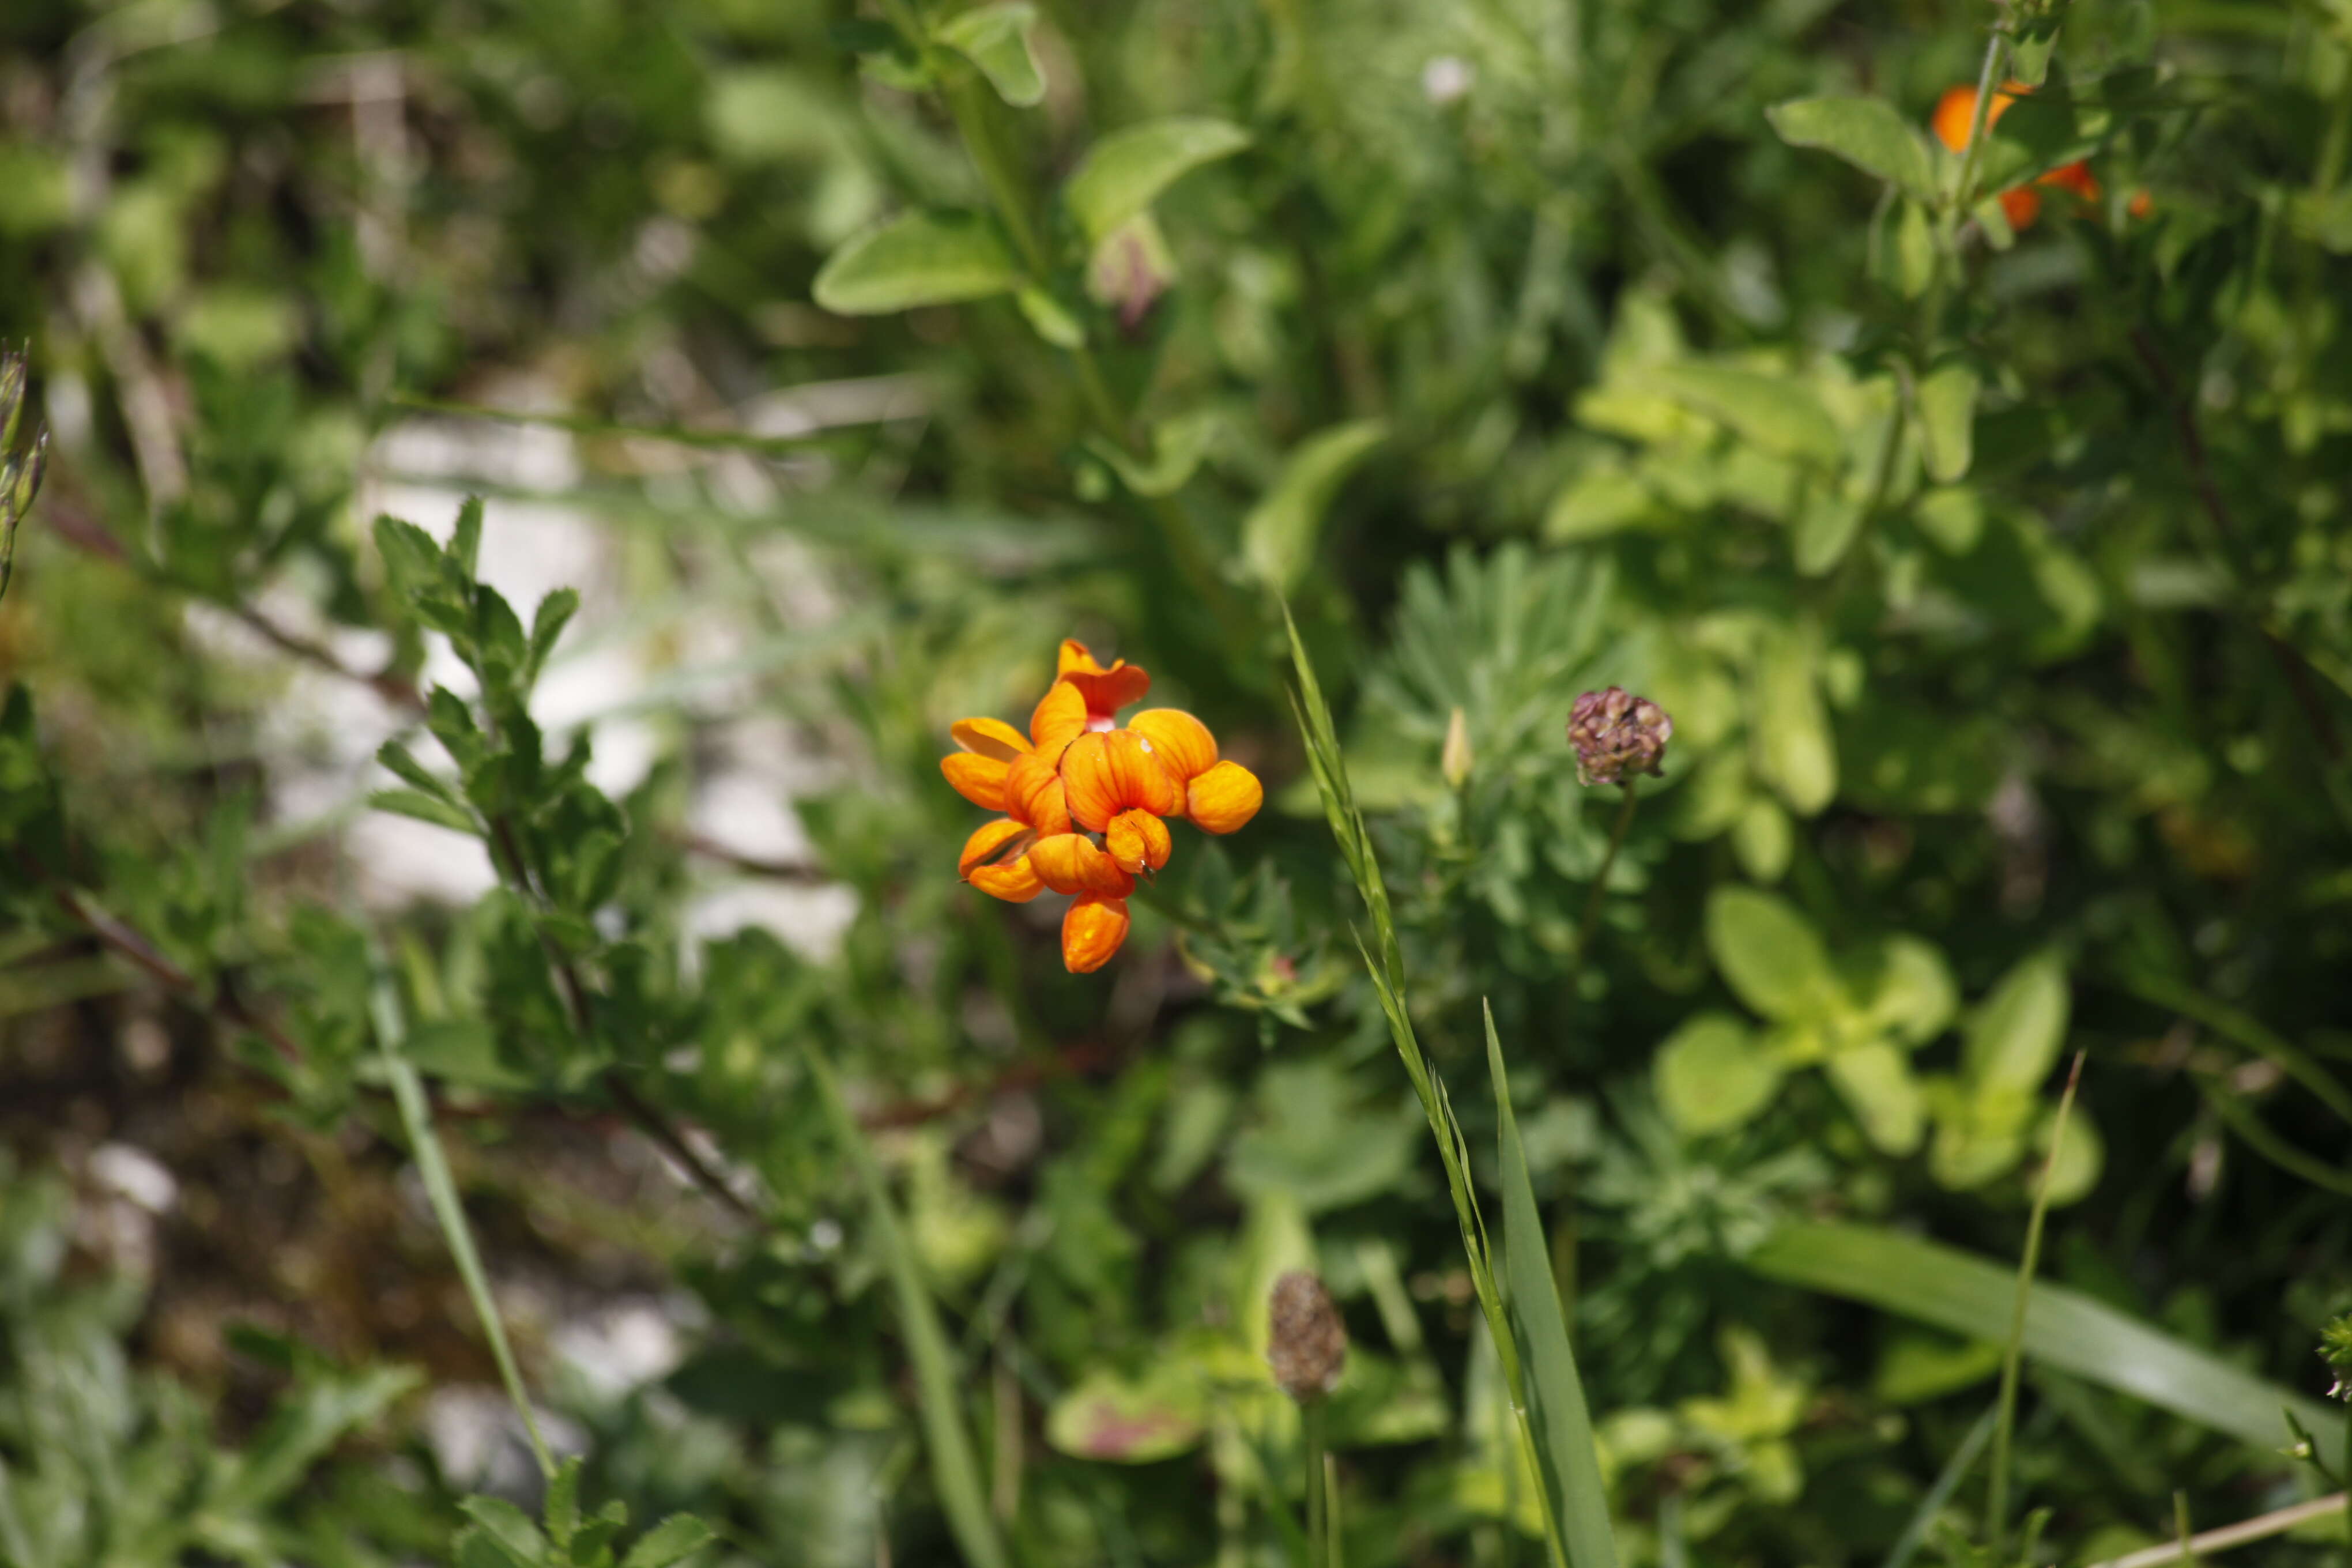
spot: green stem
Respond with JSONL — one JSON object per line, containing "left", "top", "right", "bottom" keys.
{"left": 1303, "top": 1399, "right": 1329, "bottom": 1566}
{"left": 1573, "top": 782, "right": 1641, "bottom": 958}
{"left": 805, "top": 1041, "right": 1014, "bottom": 1568}
{"left": 1951, "top": 31, "right": 2008, "bottom": 220}
{"left": 368, "top": 962, "right": 556, "bottom": 1479}
{"left": 1988, "top": 1050, "right": 2085, "bottom": 1556}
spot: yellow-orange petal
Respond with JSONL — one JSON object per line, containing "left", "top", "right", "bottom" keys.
{"left": 1106, "top": 809, "right": 1172, "bottom": 876}
{"left": 1064, "top": 662, "right": 1151, "bottom": 719}
{"left": 952, "top": 716, "right": 1031, "bottom": 762}
{"left": 1062, "top": 730, "right": 1177, "bottom": 832}
{"left": 1930, "top": 82, "right": 2021, "bottom": 153}
{"left": 1999, "top": 184, "right": 2041, "bottom": 230}
{"left": 2127, "top": 187, "right": 2153, "bottom": 219}
{"left": 941, "top": 752, "right": 1010, "bottom": 812}
{"left": 1128, "top": 708, "right": 1218, "bottom": 784}
{"left": 959, "top": 819, "right": 1032, "bottom": 879}
{"left": 1006, "top": 740, "right": 1072, "bottom": 832}
{"left": 970, "top": 857, "right": 1046, "bottom": 902}
{"left": 1031, "top": 680, "right": 1088, "bottom": 749}
{"left": 1057, "top": 639, "right": 1107, "bottom": 677}
{"left": 1186, "top": 760, "right": 1264, "bottom": 834}
{"left": 2038, "top": 160, "right": 2099, "bottom": 202}
{"left": 1061, "top": 895, "right": 1130, "bottom": 974}
{"left": 1028, "top": 832, "right": 1136, "bottom": 898}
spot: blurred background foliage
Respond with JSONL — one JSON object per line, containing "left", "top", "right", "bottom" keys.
{"left": 2, "top": 0, "right": 2352, "bottom": 1561}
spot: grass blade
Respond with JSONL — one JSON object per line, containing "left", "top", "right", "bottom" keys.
{"left": 804, "top": 1042, "right": 1012, "bottom": 1568}
{"left": 1486, "top": 1002, "right": 1620, "bottom": 1568}
{"left": 368, "top": 964, "right": 555, "bottom": 1479}
{"left": 1988, "top": 1050, "right": 2082, "bottom": 1554}
{"left": 1883, "top": 1404, "right": 1996, "bottom": 1568}
{"left": 1746, "top": 1222, "right": 2342, "bottom": 1472}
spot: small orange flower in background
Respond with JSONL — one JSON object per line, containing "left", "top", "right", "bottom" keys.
{"left": 1929, "top": 81, "right": 2142, "bottom": 231}
{"left": 942, "top": 639, "right": 1262, "bottom": 974}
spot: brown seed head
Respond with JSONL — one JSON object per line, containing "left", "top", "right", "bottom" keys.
{"left": 1267, "top": 1269, "right": 1347, "bottom": 1401}
{"left": 1567, "top": 686, "right": 1672, "bottom": 787}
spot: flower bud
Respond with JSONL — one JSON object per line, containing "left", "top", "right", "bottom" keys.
{"left": 1267, "top": 1270, "right": 1347, "bottom": 1402}
{"left": 1567, "top": 687, "right": 1672, "bottom": 787}
{"left": 1441, "top": 706, "right": 1473, "bottom": 789}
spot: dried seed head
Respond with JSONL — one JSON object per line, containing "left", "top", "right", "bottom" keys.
{"left": 1567, "top": 686, "right": 1672, "bottom": 787}
{"left": 1267, "top": 1270, "right": 1347, "bottom": 1401}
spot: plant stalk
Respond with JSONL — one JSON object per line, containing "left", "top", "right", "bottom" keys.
{"left": 1574, "top": 781, "right": 1641, "bottom": 958}
{"left": 1988, "top": 1049, "right": 2085, "bottom": 1555}
{"left": 1303, "top": 1399, "right": 1329, "bottom": 1567}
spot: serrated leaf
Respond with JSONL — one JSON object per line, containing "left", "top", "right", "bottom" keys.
{"left": 456, "top": 1525, "right": 536, "bottom": 1568}
{"left": 1915, "top": 361, "right": 1978, "bottom": 484}
{"left": 813, "top": 210, "right": 1024, "bottom": 315}
{"left": 1655, "top": 1012, "right": 1785, "bottom": 1136}
{"left": 374, "top": 515, "right": 446, "bottom": 597}
{"left": 1766, "top": 96, "right": 1936, "bottom": 201}
{"left": 936, "top": 3, "right": 1045, "bottom": 107}
{"left": 450, "top": 496, "right": 484, "bottom": 577}
{"left": 1240, "top": 420, "right": 1386, "bottom": 592}
{"left": 1706, "top": 887, "right": 1842, "bottom": 1022}
{"left": 524, "top": 588, "right": 579, "bottom": 693}
{"left": 1062, "top": 116, "right": 1250, "bottom": 247}
{"left": 378, "top": 740, "right": 458, "bottom": 801}
{"left": 460, "top": 1498, "right": 548, "bottom": 1563}
{"left": 619, "top": 1515, "right": 717, "bottom": 1568}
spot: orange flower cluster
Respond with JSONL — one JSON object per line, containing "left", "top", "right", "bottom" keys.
{"left": 942, "top": 640, "right": 1264, "bottom": 973}
{"left": 1931, "top": 82, "right": 2147, "bottom": 231}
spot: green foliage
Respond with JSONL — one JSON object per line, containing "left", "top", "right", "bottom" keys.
{"left": 4, "top": 0, "right": 2352, "bottom": 1561}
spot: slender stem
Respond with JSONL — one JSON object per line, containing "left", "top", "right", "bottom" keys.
{"left": 1573, "top": 781, "right": 1641, "bottom": 958}
{"left": 1988, "top": 1050, "right": 2085, "bottom": 1555}
{"left": 1324, "top": 1448, "right": 1345, "bottom": 1568}
{"left": 1951, "top": 31, "right": 2008, "bottom": 219}
{"left": 1303, "top": 1399, "right": 1329, "bottom": 1565}
{"left": 2172, "top": 1494, "right": 2200, "bottom": 1566}
{"left": 2081, "top": 1493, "right": 2348, "bottom": 1568}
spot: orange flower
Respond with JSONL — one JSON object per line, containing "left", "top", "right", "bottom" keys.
{"left": 1929, "top": 81, "right": 2106, "bottom": 232}
{"left": 941, "top": 638, "right": 1264, "bottom": 973}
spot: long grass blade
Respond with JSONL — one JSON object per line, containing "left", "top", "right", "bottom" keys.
{"left": 1746, "top": 1223, "right": 2343, "bottom": 1472}
{"left": 1988, "top": 1050, "right": 2083, "bottom": 1555}
{"left": 804, "top": 1041, "right": 1012, "bottom": 1568}
{"left": 1486, "top": 1002, "right": 1620, "bottom": 1568}
{"left": 367, "top": 964, "right": 555, "bottom": 1479}
{"left": 1882, "top": 1404, "right": 1996, "bottom": 1568}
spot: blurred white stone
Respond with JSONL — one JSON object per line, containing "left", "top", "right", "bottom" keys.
{"left": 88, "top": 1143, "right": 177, "bottom": 1213}
{"left": 552, "top": 1298, "right": 688, "bottom": 1403}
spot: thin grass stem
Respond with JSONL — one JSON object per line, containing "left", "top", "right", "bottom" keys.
{"left": 1573, "top": 782, "right": 1640, "bottom": 958}
{"left": 1988, "top": 1049, "right": 2085, "bottom": 1554}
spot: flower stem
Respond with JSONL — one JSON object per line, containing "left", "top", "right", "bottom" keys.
{"left": 1303, "top": 1398, "right": 1329, "bottom": 1566}
{"left": 1574, "top": 781, "right": 1641, "bottom": 958}
{"left": 1988, "top": 1050, "right": 2086, "bottom": 1557}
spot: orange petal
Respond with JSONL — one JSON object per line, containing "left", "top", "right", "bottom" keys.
{"left": 1930, "top": 82, "right": 2021, "bottom": 153}
{"left": 1030, "top": 681, "right": 1088, "bottom": 749}
{"left": 1028, "top": 832, "right": 1136, "bottom": 898}
{"left": 1186, "top": 760, "right": 1264, "bottom": 835}
{"left": 1106, "top": 809, "right": 1172, "bottom": 876}
{"left": 1057, "top": 639, "right": 1107, "bottom": 677}
{"left": 959, "top": 819, "right": 1033, "bottom": 878}
{"left": 1061, "top": 895, "right": 1130, "bottom": 974}
{"left": 951, "top": 716, "right": 1031, "bottom": 762}
{"left": 1062, "top": 730, "right": 1177, "bottom": 832}
{"left": 2127, "top": 187, "right": 2153, "bottom": 220}
{"left": 1128, "top": 708, "right": 1218, "bottom": 784}
{"left": 1006, "top": 741, "right": 1073, "bottom": 834}
{"left": 1999, "top": 184, "right": 2041, "bottom": 230}
{"left": 941, "top": 752, "right": 1009, "bottom": 812}
{"left": 2037, "top": 160, "right": 2099, "bottom": 202}
{"left": 970, "top": 856, "right": 1046, "bottom": 903}
{"left": 1063, "top": 662, "right": 1151, "bottom": 719}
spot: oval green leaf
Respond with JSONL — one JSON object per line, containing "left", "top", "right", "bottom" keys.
{"left": 1656, "top": 1012, "right": 1786, "bottom": 1136}
{"left": 1766, "top": 96, "right": 1937, "bottom": 202}
{"left": 1062, "top": 116, "right": 1250, "bottom": 247}
{"left": 1705, "top": 885, "right": 1840, "bottom": 1022}
{"left": 1241, "top": 420, "right": 1387, "bottom": 592}
{"left": 813, "top": 210, "right": 1023, "bottom": 315}
{"left": 935, "top": 2, "right": 1046, "bottom": 107}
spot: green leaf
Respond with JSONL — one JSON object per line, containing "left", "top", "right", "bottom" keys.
{"left": 1765, "top": 96, "right": 1937, "bottom": 201}
{"left": 935, "top": 2, "right": 1046, "bottom": 107}
{"left": 1241, "top": 420, "right": 1386, "bottom": 593}
{"left": 1753, "top": 624, "right": 1837, "bottom": 815}
{"left": 368, "top": 788, "right": 481, "bottom": 835}
{"left": 459, "top": 1499, "right": 548, "bottom": 1565}
{"left": 812, "top": 210, "right": 1024, "bottom": 315}
{"left": 1705, "top": 887, "right": 1840, "bottom": 1022}
{"left": 1824, "top": 1040, "right": 1925, "bottom": 1155}
{"left": 212, "top": 1365, "right": 420, "bottom": 1514}
{"left": 1486, "top": 1004, "right": 1619, "bottom": 1568}
{"left": 1062, "top": 116, "right": 1250, "bottom": 247}
{"left": 374, "top": 514, "right": 447, "bottom": 600}
{"left": 1088, "top": 409, "right": 1221, "bottom": 497}
{"left": 1850, "top": 935, "right": 1958, "bottom": 1047}
{"left": 619, "top": 1516, "right": 718, "bottom": 1568}
{"left": 1963, "top": 952, "right": 2070, "bottom": 1096}
{"left": 1044, "top": 1364, "right": 1209, "bottom": 1463}
{"left": 524, "top": 589, "right": 579, "bottom": 694}
{"left": 1014, "top": 285, "right": 1084, "bottom": 348}
{"left": 1655, "top": 1013, "right": 1785, "bottom": 1136}
{"left": 1642, "top": 362, "right": 1843, "bottom": 467}
{"left": 1914, "top": 361, "right": 1979, "bottom": 484}
{"left": 1792, "top": 496, "right": 1866, "bottom": 576}
{"left": 1891, "top": 197, "right": 1936, "bottom": 299}
{"left": 1747, "top": 1222, "right": 2345, "bottom": 1472}
{"left": 545, "top": 1457, "right": 582, "bottom": 1544}
{"left": 450, "top": 495, "right": 484, "bottom": 578}
{"left": 455, "top": 1525, "right": 537, "bottom": 1568}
